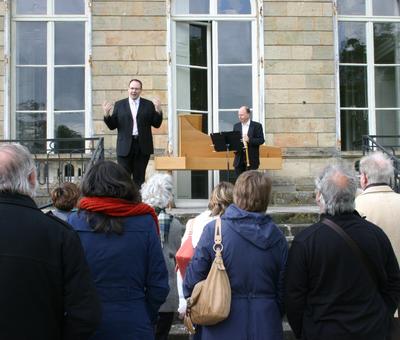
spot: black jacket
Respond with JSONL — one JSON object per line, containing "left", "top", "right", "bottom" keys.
{"left": 285, "top": 212, "right": 400, "bottom": 340}
{"left": 104, "top": 97, "right": 163, "bottom": 156}
{"left": 0, "top": 192, "right": 101, "bottom": 340}
{"left": 233, "top": 121, "right": 265, "bottom": 169}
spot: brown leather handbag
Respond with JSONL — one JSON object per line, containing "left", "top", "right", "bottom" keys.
{"left": 184, "top": 217, "right": 231, "bottom": 334}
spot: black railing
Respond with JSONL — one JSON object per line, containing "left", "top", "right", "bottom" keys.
{"left": 0, "top": 137, "right": 104, "bottom": 196}
{"left": 361, "top": 135, "right": 400, "bottom": 193}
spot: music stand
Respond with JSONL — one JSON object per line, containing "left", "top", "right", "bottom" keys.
{"left": 210, "top": 131, "right": 242, "bottom": 182}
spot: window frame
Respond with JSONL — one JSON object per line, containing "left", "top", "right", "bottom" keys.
{"left": 4, "top": 0, "right": 92, "bottom": 143}
{"left": 335, "top": 0, "right": 400, "bottom": 150}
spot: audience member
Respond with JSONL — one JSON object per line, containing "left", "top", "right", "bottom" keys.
{"left": 177, "top": 181, "right": 234, "bottom": 318}
{"left": 0, "top": 143, "right": 101, "bottom": 340}
{"left": 355, "top": 151, "right": 400, "bottom": 260}
{"left": 68, "top": 160, "right": 169, "bottom": 340}
{"left": 51, "top": 182, "right": 80, "bottom": 221}
{"left": 285, "top": 164, "right": 400, "bottom": 340}
{"left": 141, "top": 173, "right": 185, "bottom": 340}
{"left": 183, "top": 171, "right": 288, "bottom": 339}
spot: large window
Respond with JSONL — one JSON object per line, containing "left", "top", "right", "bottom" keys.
{"left": 171, "top": 0, "right": 261, "bottom": 199}
{"left": 338, "top": 0, "right": 400, "bottom": 150}
{"left": 11, "top": 0, "right": 88, "bottom": 152}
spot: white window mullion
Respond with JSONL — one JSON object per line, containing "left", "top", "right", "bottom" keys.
{"left": 212, "top": 20, "right": 219, "bottom": 132}
{"left": 366, "top": 21, "right": 376, "bottom": 135}
{"left": 251, "top": 19, "right": 259, "bottom": 122}
{"left": 47, "top": 21, "right": 54, "bottom": 140}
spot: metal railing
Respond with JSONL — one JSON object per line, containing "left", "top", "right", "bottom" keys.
{"left": 0, "top": 137, "right": 104, "bottom": 197}
{"left": 361, "top": 135, "right": 400, "bottom": 193}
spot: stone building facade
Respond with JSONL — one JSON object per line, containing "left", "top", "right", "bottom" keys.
{"left": 1, "top": 0, "right": 399, "bottom": 201}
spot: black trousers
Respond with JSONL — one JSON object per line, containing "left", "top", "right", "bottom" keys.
{"left": 117, "top": 136, "right": 150, "bottom": 188}
{"left": 155, "top": 312, "right": 174, "bottom": 340}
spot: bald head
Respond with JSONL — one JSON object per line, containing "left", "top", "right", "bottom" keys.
{"left": 238, "top": 106, "right": 250, "bottom": 124}
{"left": 0, "top": 143, "right": 37, "bottom": 197}
{"left": 315, "top": 164, "right": 357, "bottom": 216}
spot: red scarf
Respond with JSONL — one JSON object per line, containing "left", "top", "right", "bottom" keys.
{"left": 78, "top": 197, "right": 159, "bottom": 235}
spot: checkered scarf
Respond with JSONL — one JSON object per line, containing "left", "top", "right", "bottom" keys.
{"left": 155, "top": 208, "right": 173, "bottom": 247}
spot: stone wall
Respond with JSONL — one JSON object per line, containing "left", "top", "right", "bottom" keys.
{"left": 263, "top": 0, "right": 349, "bottom": 185}
{"left": 91, "top": 0, "right": 168, "bottom": 157}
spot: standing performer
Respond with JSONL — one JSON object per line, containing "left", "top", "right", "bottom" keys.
{"left": 103, "top": 79, "right": 163, "bottom": 187}
{"left": 233, "top": 106, "right": 265, "bottom": 176}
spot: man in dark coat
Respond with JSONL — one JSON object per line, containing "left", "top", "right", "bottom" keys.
{"left": 285, "top": 164, "right": 400, "bottom": 340}
{"left": 233, "top": 106, "right": 265, "bottom": 176}
{"left": 103, "top": 78, "right": 163, "bottom": 187}
{"left": 0, "top": 143, "right": 101, "bottom": 340}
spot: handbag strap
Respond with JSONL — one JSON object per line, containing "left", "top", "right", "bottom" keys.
{"left": 213, "top": 217, "right": 223, "bottom": 254}
{"left": 321, "top": 218, "right": 378, "bottom": 287}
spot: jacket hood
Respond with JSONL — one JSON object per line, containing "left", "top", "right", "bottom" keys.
{"left": 222, "top": 204, "right": 283, "bottom": 250}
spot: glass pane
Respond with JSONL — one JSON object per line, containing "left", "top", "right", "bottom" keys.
{"left": 177, "top": 67, "right": 208, "bottom": 111}
{"left": 219, "top": 22, "right": 251, "bottom": 64}
{"left": 376, "top": 110, "right": 400, "bottom": 139}
{"left": 174, "top": 0, "right": 209, "bottom": 14}
{"left": 374, "top": 23, "right": 400, "bottom": 64}
{"left": 16, "top": 112, "right": 46, "bottom": 153}
{"left": 16, "top": 22, "right": 46, "bottom": 65}
{"left": 219, "top": 66, "right": 252, "bottom": 109}
{"left": 55, "top": 67, "right": 85, "bottom": 111}
{"left": 176, "top": 23, "right": 207, "bottom": 67}
{"left": 55, "top": 0, "right": 85, "bottom": 14}
{"left": 338, "top": 22, "right": 366, "bottom": 63}
{"left": 190, "top": 25, "right": 207, "bottom": 67}
{"left": 16, "top": 67, "right": 46, "bottom": 110}
{"left": 55, "top": 22, "right": 85, "bottom": 65}
{"left": 191, "top": 171, "right": 208, "bottom": 198}
{"left": 218, "top": 0, "right": 251, "bottom": 14}
{"left": 373, "top": 0, "right": 400, "bottom": 16}
{"left": 375, "top": 67, "right": 400, "bottom": 108}
{"left": 16, "top": 0, "right": 46, "bottom": 14}
{"left": 340, "top": 66, "right": 368, "bottom": 108}
{"left": 340, "top": 110, "right": 368, "bottom": 151}
{"left": 219, "top": 110, "right": 238, "bottom": 131}
{"left": 337, "top": 0, "right": 365, "bottom": 15}
{"left": 54, "top": 112, "right": 85, "bottom": 153}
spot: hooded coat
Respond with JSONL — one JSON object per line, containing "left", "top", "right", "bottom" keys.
{"left": 183, "top": 204, "right": 288, "bottom": 340}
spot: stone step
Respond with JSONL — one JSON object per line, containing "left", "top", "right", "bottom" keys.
{"left": 168, "top": 321, "right": 296, "bottom": 339}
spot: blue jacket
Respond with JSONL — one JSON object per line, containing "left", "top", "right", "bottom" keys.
{"left": 68, "top": 211, "right": 169, "bottom": 340}
{"left": 183, "top": 204, "right": 288, "bottom": 340}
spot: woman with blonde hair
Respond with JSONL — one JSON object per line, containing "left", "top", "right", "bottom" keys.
{"left": 177, "top": 182, "right": 234, "bottom": 321}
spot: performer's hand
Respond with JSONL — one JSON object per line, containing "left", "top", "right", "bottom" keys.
{"left": 242, "top": 134, "right": 249, "bottom": 143}
{"left": 153, "top": 98, "right": 162, "bottom": 113}
{"left": 102, "top": 100, "right": 113, "bottom": 116}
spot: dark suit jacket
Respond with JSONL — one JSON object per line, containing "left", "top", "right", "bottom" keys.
{"left": 233, "top": 120, "right": 265, "bottom": 169}
{"left": 104, "top": 97, "right": 163, "bottom": 156}
{"left": 0, "top": 192, "right": 101, "bottom": 340}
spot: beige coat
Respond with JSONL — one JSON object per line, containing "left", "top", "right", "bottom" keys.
{"left": 355, "top": 185, "right": 400, "bottom": 261}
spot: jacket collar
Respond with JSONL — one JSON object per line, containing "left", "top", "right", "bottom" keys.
{"left": 360, "top": 184, "right": 393, "bottom": 195}
{"left": 0, "top": 192, "right": 38, "bottom": 210}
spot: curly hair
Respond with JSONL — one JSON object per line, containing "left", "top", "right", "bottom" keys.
{"left": 51, "top": 182, "right": 80, "bottom": 211}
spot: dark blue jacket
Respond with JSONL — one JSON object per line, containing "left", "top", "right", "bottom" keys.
{"left": 69, "top": 211, "right": 169, "bottom": 340}
{"left": 183, "top": 204, "right": 288, "bottom": 340}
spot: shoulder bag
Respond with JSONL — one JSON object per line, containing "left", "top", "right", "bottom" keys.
{"left": 322, "top": 218, "right": 400, "bottom": 340}
{"left": 176, "top": 219, "right": 195, "bottom": 278}
{"left": 184, "top": 217, "right": 231, "bottom": 334}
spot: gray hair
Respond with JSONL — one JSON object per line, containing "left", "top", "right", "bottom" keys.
{"left": 315, "top": 164, "right": 357, "bottom": 216}
{"left": 0, "top": 143, "right": 37, "bottom": 197}
{"left": 141, "top": 173, "right": 173, "bottom": 209}
{"left": 359, "top": 151, "right": 394, "bottom": 185}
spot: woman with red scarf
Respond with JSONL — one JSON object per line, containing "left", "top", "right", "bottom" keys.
{"left": 68, "top": 161, "right": 169, "bottom": 340}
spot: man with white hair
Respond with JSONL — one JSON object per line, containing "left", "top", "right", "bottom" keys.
{"left": 0, "top": 143, "right": 101, "bottom": 340}
{"left": 285, "top": 164, "right": 400, "bottom": 340}
{"left": 355, "top": 151, "right": 400, "bottom": 260}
